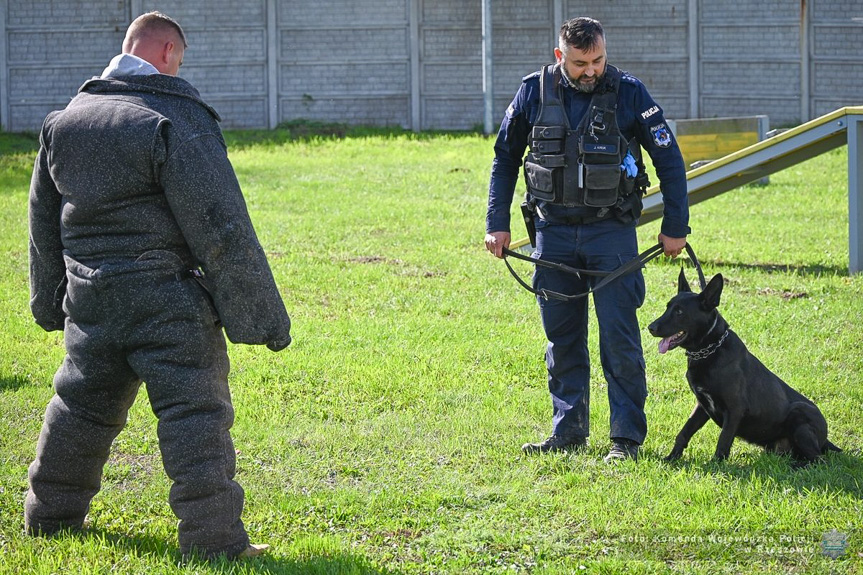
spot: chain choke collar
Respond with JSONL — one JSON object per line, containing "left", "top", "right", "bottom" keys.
{"left": 685, "top": 329, "right": 729, "bottom": 361}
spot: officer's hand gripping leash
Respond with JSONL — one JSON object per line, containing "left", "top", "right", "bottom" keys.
{"left": 501, "top": 242, "right": 706, "bottom": 301}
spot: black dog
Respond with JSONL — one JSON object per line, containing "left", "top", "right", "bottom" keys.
{"left": 648, "top": 270, "right": 840, "bottom": 465}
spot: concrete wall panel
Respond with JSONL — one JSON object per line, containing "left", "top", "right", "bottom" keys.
{"left": 1, "top": 0, "right": 861, "bottom": 132}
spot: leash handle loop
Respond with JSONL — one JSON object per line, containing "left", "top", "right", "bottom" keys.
{"left": 684, "top": 242, "right": 707, "bottom": 290}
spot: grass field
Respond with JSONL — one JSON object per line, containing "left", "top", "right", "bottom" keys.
{"left": 0, "top": 127, "right": 860, "bottom": 574}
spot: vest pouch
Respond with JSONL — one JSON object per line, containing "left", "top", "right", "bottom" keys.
{"left": 530, "top": 139, "right": 563, "bottom": 154}
{"left": 532, "top": 125, "right": 566, "bottom": 140}
{"left": 578, "top": 133, "right": 623, "bottom": 207}
{"left": 561, "top": 131, "right": 582, "bottom": 206}
{"left": 581, "top": 163, "right": 621, "bottom": 207}
{"left": 619, "top": 171, "right": 636, "bottom": 198}
{"left": 524, "top": 159, "right": 556, "bottom": 202}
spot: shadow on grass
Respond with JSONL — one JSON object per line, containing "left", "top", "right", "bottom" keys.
{"left": 709, "top": 260, "right": 848, "bottom": 277}
{"left": 65, "top": 527, "right": 395, "bottom": 574}
{"left": 0, "top": 131, "right": 39, "bottom": 156}
{"left": 649, "top": 255, "right": 849, "bottom": 278}
{"left": 660, "top": 450, "right": 863, "bottom": 499}
{"left": 3, "top": 122, "right": 489, "bottom": 156}
{"left": 655, "top": 256, "right": 848, "bottom": 278}
{"left": 0, "top": 374, "right": 33, "bottom": 392}
{"left": 223, "top": 121, "right": 487, "bottom": 151}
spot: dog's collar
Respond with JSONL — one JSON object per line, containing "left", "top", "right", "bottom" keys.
{"left": 686, "top": 329, "right": 729, "bottom": 361}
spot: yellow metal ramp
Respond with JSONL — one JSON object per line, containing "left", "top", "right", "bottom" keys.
{"left": 642, "top": 106, "right": 863, "bottom": 273}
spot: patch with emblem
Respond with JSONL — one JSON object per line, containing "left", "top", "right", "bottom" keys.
{"left": 650, "top": 123, "right": 672, "bottom": 148}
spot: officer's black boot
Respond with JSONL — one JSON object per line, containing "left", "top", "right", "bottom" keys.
{"left": 522, "top": 434, "right": 587, "bottom": 454}
{"left": 603, "top": 438, "right": 639, "bottom": 463}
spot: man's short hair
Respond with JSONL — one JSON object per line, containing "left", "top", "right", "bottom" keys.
{"left": 126, "top": 11, "right": 187, "bottom": 48}
{"left": 559, "top": 17, "right": 604, "bottom": 53}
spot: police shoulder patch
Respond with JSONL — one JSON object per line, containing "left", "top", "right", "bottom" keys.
{"left": 640, "top": 105, "right": 660, "bottom": 120}
{"left": 650, "top": 123, "right": 673, "bottom": 148}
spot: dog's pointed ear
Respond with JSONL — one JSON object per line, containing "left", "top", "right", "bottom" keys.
{"left": 677, "top": 268, "right": 691, "bottom": 293}
{"left": 700, "top": 273, "right": 723, "bottom": 310}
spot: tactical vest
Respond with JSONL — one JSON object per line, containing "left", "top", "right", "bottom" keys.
{"left": 523, "top": 63, "right": 645, "bottom": 216}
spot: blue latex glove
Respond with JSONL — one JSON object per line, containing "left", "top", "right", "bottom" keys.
{"left": 620, "top": 150, "right": 638, "bottom": 178}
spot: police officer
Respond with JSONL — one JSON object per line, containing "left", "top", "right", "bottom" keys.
{"left": 26, "top": 12, "right": 290, "bottom": 559}
{"left": 484, "top": 17, "right": 690, "bottom": 462}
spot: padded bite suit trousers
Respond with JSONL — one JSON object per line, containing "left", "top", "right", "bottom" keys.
{"left": 25, "top": 251, "right": 249, "bottom": 558}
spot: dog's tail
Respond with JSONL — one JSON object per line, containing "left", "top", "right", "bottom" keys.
{"left": 823, "top": 440, "right": 842, "bottom": 453}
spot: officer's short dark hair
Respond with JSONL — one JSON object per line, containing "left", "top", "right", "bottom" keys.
{"left": 559, "top": 17, "right": 604, "bottom": 53}
{"left": 127, "top": 11, "right": 187, "bottom": 49}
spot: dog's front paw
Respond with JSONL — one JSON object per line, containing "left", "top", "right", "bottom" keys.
{"left": 711, "top": 451, "right": 730, "bottom": 462}
{"left": 663, "top": 450, "right": 683, "bottom": 462}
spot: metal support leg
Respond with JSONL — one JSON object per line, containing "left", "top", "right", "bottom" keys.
{"left": 849, "top": 114, "right": 863, "bottom": 274}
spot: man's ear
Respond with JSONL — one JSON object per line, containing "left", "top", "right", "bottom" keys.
{"left": 161, "top": 41, "right": 175, "bottom": 65}
{"left": 553, "top": 47, "right": 564, "bottom": 63}
{"left": 700, "top": 273, "right": 723, "bottom": 310}
{"left": 677, "top": 267, "right": 691, "bottom": 293}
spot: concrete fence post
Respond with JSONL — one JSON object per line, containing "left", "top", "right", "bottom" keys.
{"left": 481, "top": 0, "right": 493, "bottom": 135}
{"left": 0, "top": 0, "right": 8, "bottom": 131}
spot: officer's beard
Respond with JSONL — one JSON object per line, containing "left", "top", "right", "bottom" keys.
{"left": 562, "top": 69, "right": 603, "bottom": 93}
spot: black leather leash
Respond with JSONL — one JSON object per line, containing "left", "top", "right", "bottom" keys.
{"left": 501, "top": 242, "right": 706, "bottom": 301}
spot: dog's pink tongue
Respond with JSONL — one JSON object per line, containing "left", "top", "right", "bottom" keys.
{"left": 658, "top": 337, "right": 671, "bottom": 354}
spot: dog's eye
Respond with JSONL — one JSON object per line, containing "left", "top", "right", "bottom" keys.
{"left": 674, "top": 308, "right": 683, "bottom": 316}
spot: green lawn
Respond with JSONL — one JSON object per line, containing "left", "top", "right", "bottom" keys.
{"left": 0, "top": 128, "right": 860, "bottom": 574}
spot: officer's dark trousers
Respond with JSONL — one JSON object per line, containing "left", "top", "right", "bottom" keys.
{"left": 25, "top": 251, "right": 249, "bottom": 559}
{"left": 532, "top": 218, "right": 648, "bottom": 444}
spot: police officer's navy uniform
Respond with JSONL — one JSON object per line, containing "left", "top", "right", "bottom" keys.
{"left": 27, "top": 63, "right": 291, "bottom": 559}
{"left": 487, "top": 62, "right": 690, "bottom": 446}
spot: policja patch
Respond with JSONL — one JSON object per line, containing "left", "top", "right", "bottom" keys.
{"left": 650, "top": 123, "right": 672, "bottom": 148}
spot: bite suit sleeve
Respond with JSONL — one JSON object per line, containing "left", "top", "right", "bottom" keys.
{"left": 159, "top": 126, "right": 292, "bottom": 350}
{"left": 28, "top": 120, "right": 67, "bottom": 332}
